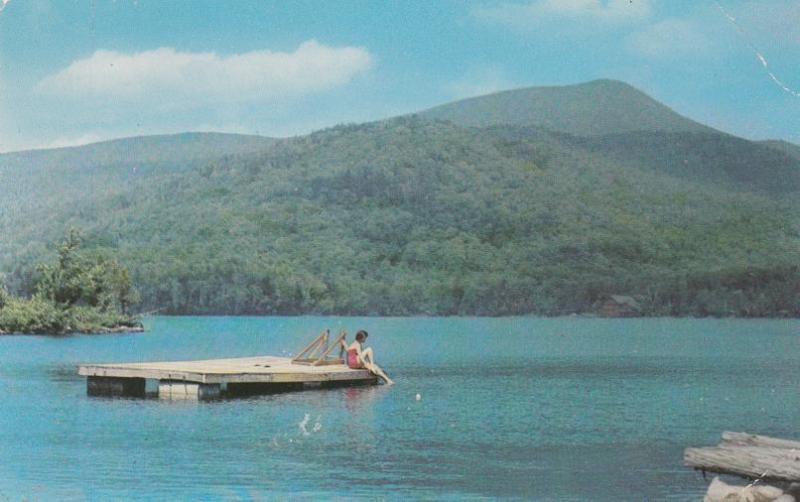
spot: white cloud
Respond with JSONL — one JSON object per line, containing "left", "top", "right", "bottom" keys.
{"left": 627, "top": 18, "right": 713, "bottom": 59}
{"left": 474, "top": 0, "right": 652, "bottom": 29}
{"left": 37, "top": 40, "right": 373, "bottom": 104}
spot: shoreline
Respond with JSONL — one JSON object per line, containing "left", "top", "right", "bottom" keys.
{"left": 0, "top": 324, "right": 145, "bottom": 336}
{"left": 128, "top": 312, "right": 800, "bottom": 320}
{"left": 3, "top": 314, "right": 797, "bottom": 336}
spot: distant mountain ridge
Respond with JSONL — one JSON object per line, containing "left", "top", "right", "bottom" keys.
{"left": 417, "top": 79, "right": 800, "bottom": 195}
{"left": 760, "top": 139, "right": 800, "bottom": 162}
{"left": 0, "top": 132, "right": 275, "bottom": 171}
{"left": 0, "top": 80, "right": 798, "bottom": 317}
{"left": 419, "top": 79, "right": 717, "bottom": 136}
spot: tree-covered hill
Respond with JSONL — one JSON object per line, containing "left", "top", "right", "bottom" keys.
{"left": 419, "top": 79, "right": 715, "bottom": 136}
{"left": 556, "top": 130, "right": 800, "bottom": 195}
{"left": 1, "top": 132, "right": 275, "bottom": 172}
{"left": 0, "top": 82, "right": 798, "bottom": 317}
{"left": 760, "top": 140, "right": 800, "bottom": 163}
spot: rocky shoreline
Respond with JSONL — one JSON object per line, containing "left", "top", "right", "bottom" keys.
{"left": 90, "top": 325, "right": 145, "bottom": 334}
{"left": 0, "top": 324, "right": 144, "bottom": 336}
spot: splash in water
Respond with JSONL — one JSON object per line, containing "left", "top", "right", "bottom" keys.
{"left": 298, "top": 413, "right": 323, "bottom": 436}
{"left": 299, "top": 413, "right": 311, "bottom": 436}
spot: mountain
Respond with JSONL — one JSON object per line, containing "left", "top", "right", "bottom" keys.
{"left": 418, "top": 80, "right": 800, "bottom": 195}
{"left": 0, "top": 132, "right": 277, "bottom": 258}
{"left": 0, "top": 82, "right": 798, "bottom": 317}
{"left": 761, "top": 139, "right": 800, "bottom": 162}
{"left": 565, "top": 131, "right": 800, "bottom": 194}
{"left": 419, "top": 79, "right": 715, "bottom": 136}
{"left": 0, "top": 132, "right": 275, "bottom": 170}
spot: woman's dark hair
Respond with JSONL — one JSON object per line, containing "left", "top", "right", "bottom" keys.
{"left": 355, "top": 330, "right": 368, "bottom": 342}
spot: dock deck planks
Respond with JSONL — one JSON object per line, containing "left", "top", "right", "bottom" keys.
{"left": 78, "top": 355, "right": 376, "bottom": 385}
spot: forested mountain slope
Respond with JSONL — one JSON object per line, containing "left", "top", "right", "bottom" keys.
{"left": 1, "top": 132, "right": 275, "bottom": 171}
{"left": 419, "top": 79, "right": 715, "bottom": 136}
{"left": 551, "top": 129, "right": 800, "bottom": 194}
{"left": 760, "top": 140, "right": 800, "bottom": 162}
{"left": 0, "top": 84, "right": 798, "bottom": 317}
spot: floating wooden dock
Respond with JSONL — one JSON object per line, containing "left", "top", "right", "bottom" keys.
{"left": 78, "top": 330, "right": 378, "bottom": 399}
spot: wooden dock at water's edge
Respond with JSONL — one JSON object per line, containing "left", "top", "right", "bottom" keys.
{"left": 78, "top": 356, "right": 378, "bottom": 399}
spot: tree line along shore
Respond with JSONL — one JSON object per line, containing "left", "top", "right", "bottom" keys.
{"left": 0, "top": 230, "right": 141, "bottom": 335}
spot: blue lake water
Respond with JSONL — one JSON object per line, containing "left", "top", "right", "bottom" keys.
{"left": 1, "top": 316, "right": 799, "bottom": 500}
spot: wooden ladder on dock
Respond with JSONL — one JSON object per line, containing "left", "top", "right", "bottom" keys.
{"left": 292, "top": 329, "right": 348, "bottom": 366}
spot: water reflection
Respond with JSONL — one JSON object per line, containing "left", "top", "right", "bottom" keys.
{"left": 343, "top": 384, "right": 388, "bottom": 413}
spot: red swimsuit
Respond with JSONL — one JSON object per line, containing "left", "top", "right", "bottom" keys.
{"left": 346, "top": 348, "right": 362, "bottom": 369}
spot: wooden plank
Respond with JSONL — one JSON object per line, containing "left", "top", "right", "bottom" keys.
{"left": 79, "top": 365, "right": 206, "bottom": 382}
{"left": 721, "top": 431, "right": 800, "bottom": 451}
{"left": 292, "top": 331, "right": 326, "bottom": 362}
{"left": 294, "top": 358, "right": 345, "bottom": 366}
{"left": 313, "top": 330, "right": 347, "bottom": 366}
{"left": 312, "top": 329, "right": 329, "bottom": 359}
{"left": 78, "top": 355, "right": 375, "bottom": 384}
{"left": 79, "top": 365, "right": 374, "bottom": 384}
{"left": 310, "top": 359, "right": 345, "bottom": 366}
{"left": 684, "top": 445, "right": 800, "bottom": 482}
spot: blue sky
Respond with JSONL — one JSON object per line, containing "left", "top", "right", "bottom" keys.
{"left": 0, "top": 0, "right": 798, "bottom": 152}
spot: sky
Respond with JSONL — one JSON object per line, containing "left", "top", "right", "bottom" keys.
{"left": 0, "top": 0, "right": 798, "bottom": 152}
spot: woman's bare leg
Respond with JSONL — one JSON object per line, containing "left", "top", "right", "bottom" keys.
{"left": 364, "top": 361, "right": 394, "bottom": 385}
{"left": 376, "top": 367, "right": 394, "bottom": 385}
{"left": 358, "top": 347, "right": 393, "bottom": 385}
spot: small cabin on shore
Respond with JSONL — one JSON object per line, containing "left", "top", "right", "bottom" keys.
{"left": 598, "top": 295, "right": 641, "bottom": 317}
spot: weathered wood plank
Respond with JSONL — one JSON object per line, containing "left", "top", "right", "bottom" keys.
{"left": 78, "top": 355, "right": 376, "bottom": 385}
{"left": 313, "top": 330, "right": 347, "bottom": 366}
{"left": 722, "top": 432, "right": 800, "bottom": 451}
{"left": 292, "top": 330, "right": 327, "bottom": 363}
{"left": 685, "top": 445, "right": 800, "bottom": 482}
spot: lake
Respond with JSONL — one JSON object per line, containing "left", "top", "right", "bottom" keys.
{"left": 1, "top": 316, "right": 798, "bottom": 500}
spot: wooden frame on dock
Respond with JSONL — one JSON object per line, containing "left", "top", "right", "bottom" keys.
{"left": 291, "top": 329, "right": 348, "bottom": 366}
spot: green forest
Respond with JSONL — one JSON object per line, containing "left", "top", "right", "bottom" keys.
{"left": 0, "top": 230, "right": 140, "bottom": 334}
{"left": 0, "top": 80, "right": 798, "bottom": 318}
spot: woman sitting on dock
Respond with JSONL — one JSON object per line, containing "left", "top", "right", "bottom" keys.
{"left": 347, "top": 330, "right": 394, "bottom": 385}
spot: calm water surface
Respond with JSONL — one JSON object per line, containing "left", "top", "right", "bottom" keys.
{"left": 1, "top": 316, "right": 799, "bottom": 500}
